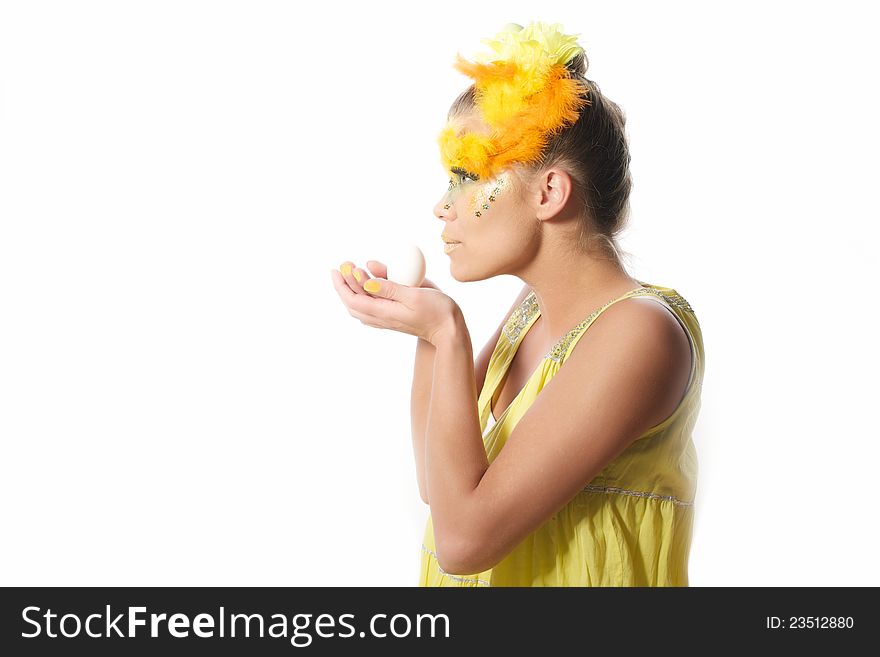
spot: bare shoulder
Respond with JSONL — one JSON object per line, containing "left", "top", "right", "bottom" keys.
{"left": 574, "top": 295, "right": 693, "bottom": 433}
{"left": 597, "top": 295, "right": 691, "bottom": 359}
{"left": 598, "top": 295, "right": 690, "bottom": 340}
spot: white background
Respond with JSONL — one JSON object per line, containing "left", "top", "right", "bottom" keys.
{"left": 1, "top": 0, "right": 878, "bottom": 586}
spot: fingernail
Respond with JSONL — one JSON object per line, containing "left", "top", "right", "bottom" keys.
{"left": 353, "top": 270, "right": 362, "bottom": 282}
{"left": 364, "top": 280, "right": 380, "bottom": 293}
{"left": 339, "top": 263, "right": 352, "bottom": 276}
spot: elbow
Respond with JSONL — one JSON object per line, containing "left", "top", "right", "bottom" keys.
{"left": 435, "top": 548, "right": 472, "bottom": 576}
{"left": 434, "top": 532, "right": 493, "bottom": 576}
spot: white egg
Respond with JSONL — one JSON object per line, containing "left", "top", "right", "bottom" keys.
{"left": 385, "top": 242, "right": 426, "bottom": 287}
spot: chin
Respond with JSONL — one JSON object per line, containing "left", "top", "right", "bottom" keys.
{"left": 449, "top": 261, "right": 493, "bottom": 283}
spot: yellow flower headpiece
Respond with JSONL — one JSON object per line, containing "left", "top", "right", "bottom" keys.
{"left": 438, "top": 22, "right": 591, "bottom": 183}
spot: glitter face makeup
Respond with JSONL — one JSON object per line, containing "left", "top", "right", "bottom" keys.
{"left": 444, "top": 167, "right": 480, "bottom": 208}
{"left": 469, "top": 173, "right": 509, "bottom": 218}
{"left": 443, "top": 170, "right": 510, "bottom": 218}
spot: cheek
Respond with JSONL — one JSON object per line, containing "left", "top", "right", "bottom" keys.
{"left": 467, "top": 188, "right": 482, "bottom": 216}
{"left": 470, "top": 174, "right": 510, "bottom": 218}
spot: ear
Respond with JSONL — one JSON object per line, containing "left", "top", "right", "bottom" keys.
{"left": 533, "top": 168, "right": 573, "bottom": 222}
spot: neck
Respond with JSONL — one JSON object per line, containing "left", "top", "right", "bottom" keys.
{"left": 519, "top": 251, "right": 643, "bottom": 347}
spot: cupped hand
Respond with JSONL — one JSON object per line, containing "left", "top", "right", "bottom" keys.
{"left": 331, "top": 260, "right": 457, "bottom": 345}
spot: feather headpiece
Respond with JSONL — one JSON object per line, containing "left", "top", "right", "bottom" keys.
{"left": 438, "top": 22, "right": 591, "bottom": 183}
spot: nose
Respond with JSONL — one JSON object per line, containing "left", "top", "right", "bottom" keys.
{"left": 433, "top": 192, "right": 455, "bottom": 222}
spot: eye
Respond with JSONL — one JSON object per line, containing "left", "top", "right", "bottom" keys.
{"left": 449, "top": 167, "right": 480, "bottom": 187}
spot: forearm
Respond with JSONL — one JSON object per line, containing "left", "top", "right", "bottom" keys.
{"left": 424, "top": 310, "right": 489, "bottom": 552}
{"left": 410, "top": 336, "right": 436, "bottom": 504}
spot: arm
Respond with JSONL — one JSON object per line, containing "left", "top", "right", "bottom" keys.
{"left": 410, "top": 284, "right": 532, "bottom": 505}
{"left": 410, "top": 337, "right": 436, "bottom": 505}
{"left": 425, "top": 299, "right": 692, "bottom": 575}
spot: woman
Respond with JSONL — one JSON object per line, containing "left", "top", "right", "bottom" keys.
{"left": 330, "top": 22, "right": 704, "bottom": 586}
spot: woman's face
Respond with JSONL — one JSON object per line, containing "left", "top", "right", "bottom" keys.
{"left": 434, "top": 113, "right": 540, "bottom": 282}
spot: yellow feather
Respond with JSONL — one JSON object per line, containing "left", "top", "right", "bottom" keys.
{"left": 439, "top": 22, "right": 590, "bottom": 180}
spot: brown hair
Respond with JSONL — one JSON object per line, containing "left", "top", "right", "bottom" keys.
{"left": 448, "top": 50, "right": 633, "bottom": 267}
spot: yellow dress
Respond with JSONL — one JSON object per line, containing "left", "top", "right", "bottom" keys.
{"left": 419, "top": 281, "right": 704, "bottom": 587}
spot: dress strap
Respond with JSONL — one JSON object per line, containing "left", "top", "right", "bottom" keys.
{"left": 501, "top": 291, "right": 541, "bottom": 346}
{"left": 477, "top": 292, "right": 540, "bottom": 432}
{"left": 547, "top": 284, "right": 653, "bottom": 364}
{"left": 551, "top": 282, "right": 698, "bottom": 369}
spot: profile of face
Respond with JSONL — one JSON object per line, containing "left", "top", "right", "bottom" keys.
{"left": 434, "top": 113, "right": 541, "bottom": 282}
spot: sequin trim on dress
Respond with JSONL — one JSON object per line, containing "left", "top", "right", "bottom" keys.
{"left": 546, "top": 291, "right": 637, "bottom": 363}
{"left": 581, "top": 484, "right": 694, "bottom": 508}
{"left": 420, "top": 544, "right": 491, "bottom": 586}
{"left": 646, "top": 289, "right": 694, "bottom": 314}
{"left": 546, "top": 287, "right": 695, "bottom": 363}
{"left": 496, "top": 285, "right": 697, "bottom": 390}
{"left": 502, "top": 292, "right": 540, "bottom": 345}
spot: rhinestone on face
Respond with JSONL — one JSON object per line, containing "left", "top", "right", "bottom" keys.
{"left": 489, "top": 196, "right": 496, "bottom": 201}
{"left": 475, "top": 211, "right": 481, "bottom": 217}
{"left": 443, "top": 204, "right": 450, "bottom": 209}
{"left": 482, "top": 203, "right": 489, "bottom": 209}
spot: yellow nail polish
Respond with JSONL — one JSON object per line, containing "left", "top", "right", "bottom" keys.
{"left": 340, "top": 263, "right": 352, "bottom": 276}
{"left": 353, "top": 270, "right": 362, "bottom": 282}
{"left": 364, "top": 280, "right": 380, "bottom": 293}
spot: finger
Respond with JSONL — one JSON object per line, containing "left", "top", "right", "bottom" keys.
{"left": 366, "top": 260, "right": 388, "bottom": 279}
{"left": 330, "top": 268, "right": 356, "bottom": 301}
{"left": 338, "top": 261, "right": 363, "bottom": 294}
{"left": 363, "top": 277, "right": 404, "bottom": 303}
{"left": 348, "top": 306, "right": 377, "bottom": 326}
{"left": 331, "top": 268, "right": 396, "bottom": 315}
{"left": 345, "top": 296, "right": 391, "bottom": 329}
{"left": 350, "top": 266, "right": 367, "bottom": 291}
